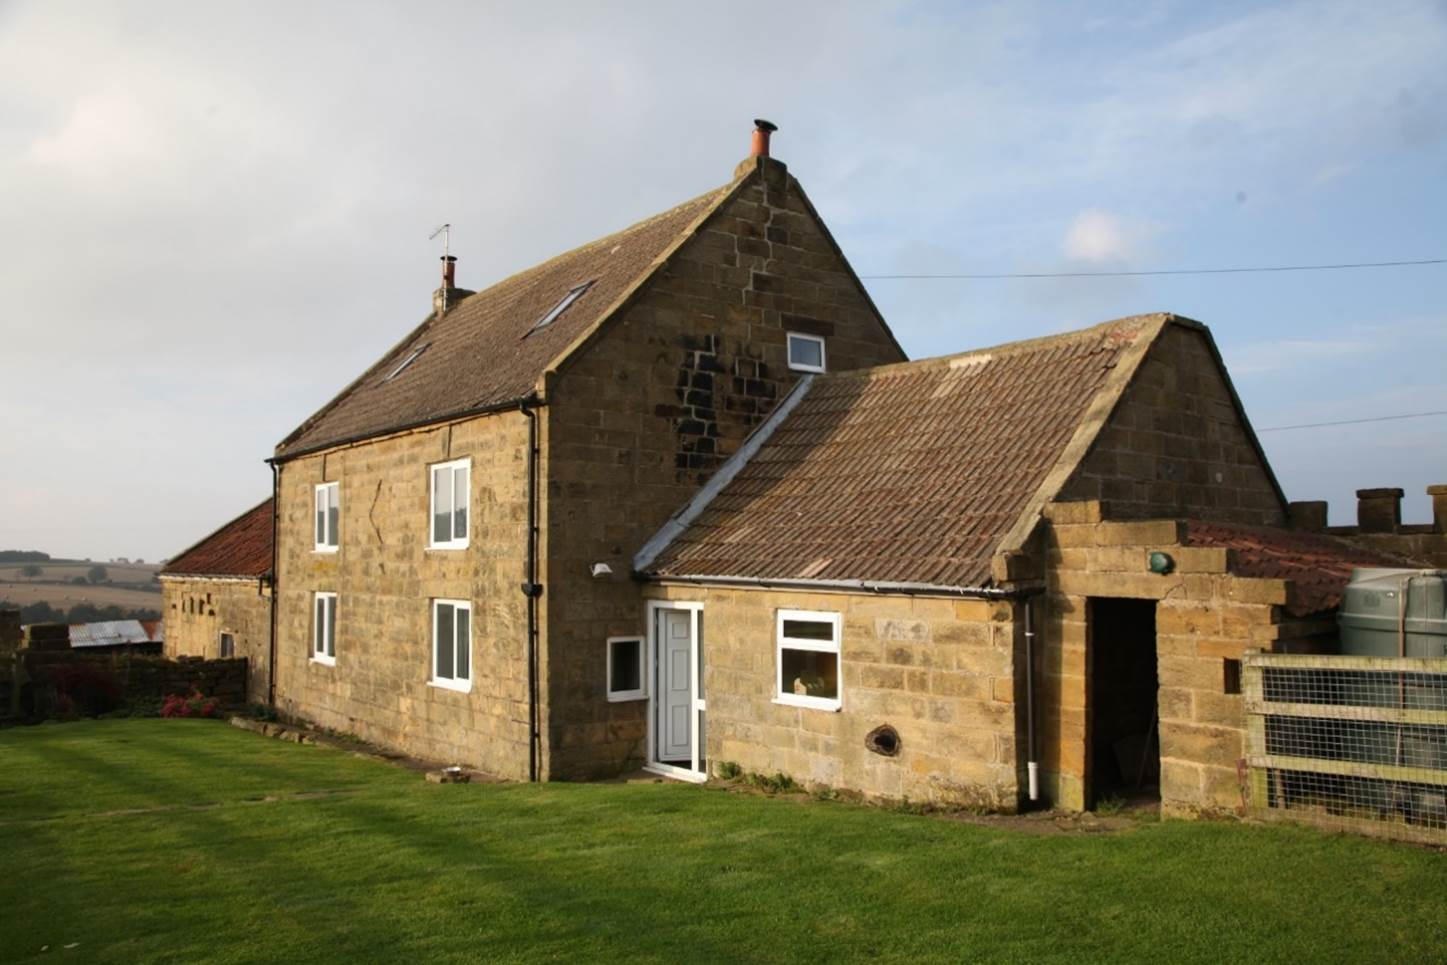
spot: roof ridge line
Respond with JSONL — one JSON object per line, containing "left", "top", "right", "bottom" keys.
{"left": 824, "top": 313, "right": 1185, "bottom": 382}
{"left": 633, "top": 373, "right": 817, "bottom": 574}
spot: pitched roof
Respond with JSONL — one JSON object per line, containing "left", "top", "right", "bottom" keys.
{"left": 275, "top": 180, "right": 744, "bottom": 459}
{"left": 161, "top": 498, "right": 273, "bottom": 578}
{"left": 638, "top": 315, "right": 1167, "bottom": 590}
{"left": 1182, "top": 521, "right": 1418, "bottom": 616}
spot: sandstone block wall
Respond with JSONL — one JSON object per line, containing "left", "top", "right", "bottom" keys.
{"left": 542, "top": 159, "right": 906, "bottom": 779}
{"left": 161, "top": 576, "right": 271, "bottom": 701}
{"left": 272, "top": 409, "right": 537, "bottom": 777}
{"left": 1039, "top": 501, "right": 1325, "bottom": 816}
{"left": 1060, "top": 324, "right": 1285, "bottom": 526}
{"left": 643, "top": 585, "right": 1021, "bottom": 808}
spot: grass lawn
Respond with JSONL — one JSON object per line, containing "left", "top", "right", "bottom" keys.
{"left": 2, "top": 720, "right": 1445, "bottom": 963}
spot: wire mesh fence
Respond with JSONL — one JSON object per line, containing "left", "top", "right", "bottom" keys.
{"left": 1244, "top": 652, "right": 1447, "bottom": 844}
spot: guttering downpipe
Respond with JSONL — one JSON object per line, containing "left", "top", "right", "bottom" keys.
{"left": 266, "top": 460, "right": 280, "bottom": 707}
{"left": 520, "top": 401, "right": 544, "bottom": 782}
{"left": 1024, "top": 594, "right": 1039, "bottom": 803}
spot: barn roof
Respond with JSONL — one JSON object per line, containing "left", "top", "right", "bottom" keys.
{"left": 637, "top": 314, "right": 1178, "bottom": 591}
{"left": 161, "top": 498, "right": 273, "bottom": 579}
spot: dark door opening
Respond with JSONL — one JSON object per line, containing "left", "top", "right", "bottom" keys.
{"left": 1087, "top": 598, "right": 1159, "bottom": 808}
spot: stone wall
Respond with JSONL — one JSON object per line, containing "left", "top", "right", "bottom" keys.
{"left": 642, "top": 584, "right": 1021, "bottom": 808}
{"left": 1038, "top": 501, "right": 1326, "bottom": 816}
{"left": 271, "top": 409, "right": 537, "bottom": 778}
{"left": 161, "top": 576, "right": 271, "bottom": 701}
{"left": 1059, "top": 323, "right": 1285, "bottom": 527}
{"left": 1290, "top": 485, "right": 1447, "bottom": 568}
{"left": 20, "top": 651, "right": 248, "bottom": 713}
{"left": 542, "top": 157, "right": 906, "bottom": 779}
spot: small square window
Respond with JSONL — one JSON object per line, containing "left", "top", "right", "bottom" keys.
{"left": 607, "top": 636, "right": 646, "bottom": 702}
{"left": 314, "top": 482, "right": 339, "bottom": 552}
{"left": 429, "top": 459, "right": 470, "bottom": 549}
{"left": 775, "top": 609, "right": 841, "bottom": 711}
{"left": 312, "top": 592, "right": 337, "bottom": 665}
{"left": 786, "top": 332, "right": 826, "bottom": 373}
{"left": 432, "top": 599, "right": 472, "bottom": 691}
{"left": 219, "top": 632, "right": 235, "bottom": 659}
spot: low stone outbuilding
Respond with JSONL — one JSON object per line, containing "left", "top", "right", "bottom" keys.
{"left": 159, "top": 498, "right": 273, "bottom": 701}
{"left": 635, "top": 314, "right": 1424, "bottom": 814}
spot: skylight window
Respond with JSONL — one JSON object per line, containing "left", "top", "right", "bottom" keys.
{"left": 383, "top": 343, "right": 429, "bottom": 382}
{"left": 529, "top": 280, "right": 595, "bottom": 334}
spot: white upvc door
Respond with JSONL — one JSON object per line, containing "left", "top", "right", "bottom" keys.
{"left": 646, "top": 601, "right": 706, "bottom": 782}
{"left": 659, "top": 609, "right": 692, "bottom": 762}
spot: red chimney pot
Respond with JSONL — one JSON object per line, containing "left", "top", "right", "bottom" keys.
{"left": 440, "top": 255, "right": 457, "bottom": 289}
{"left": 750, "top": 118, "right": 778, "bottom": 158}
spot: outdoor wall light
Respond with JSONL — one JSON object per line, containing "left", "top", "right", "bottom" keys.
{"left": 1148, "top": 551, "right": 1175, "bottom": 575}
{"left": 590, "top": 562, "right": 614, "bottom": 579}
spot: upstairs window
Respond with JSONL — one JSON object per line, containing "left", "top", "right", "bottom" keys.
{"left": 429, "top": 458, "right": 470, "bottom": 549}
{"left": 219, "top": 631, "right": 235, "bottom": 659}
{"left": 432, "top": 599, "right": 472, "bottom": 691}
{"left": 528, "top": 280, "right": 595, "bottom": 334}
{"left": 312, "top": 592, "right": 337, "bottom": 665}
{"left": 775, "top": 609, "right": 841, "bottom": 711}
{"left": 786, "top": 332, "right": 826, "bottom": 373}
{"left": 314, "top": 482, "right": 339, "bottom": 552}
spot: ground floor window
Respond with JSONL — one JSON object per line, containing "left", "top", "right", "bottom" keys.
{"left": 606, "top": 636, "right": 645, "bottom": 701}
{"left": 219, "top": 631, "right": 235, "bottom": 659}
{"left": 432, "top": 599, "right": 472, "bottom": 691}
{"left": 312, "top": 593, "right": 337, "bottom": 665}
{"left": 775, "top": 609, "right": 841, "bottom": 711}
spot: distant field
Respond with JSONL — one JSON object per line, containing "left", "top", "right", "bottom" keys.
{"left": 0, "top": 560, "right": 161, "bottom": 613}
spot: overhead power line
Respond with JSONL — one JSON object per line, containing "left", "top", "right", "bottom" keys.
{"left": 1256, "top": 410, "right": 1447, "bottom": 433}
{"left": 859, "top": 258, "right": 1446, "bottom": 280}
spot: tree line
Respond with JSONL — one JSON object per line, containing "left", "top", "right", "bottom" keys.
{"left": 0, "top": 599, "right": 163, "bottom": 625}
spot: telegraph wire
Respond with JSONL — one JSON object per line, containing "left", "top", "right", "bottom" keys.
{"left": 859, "top": 258, "right": 1447, "bottom": 280}
{"left": 1256, "top": 410, "right": 1447, "bottom": 433}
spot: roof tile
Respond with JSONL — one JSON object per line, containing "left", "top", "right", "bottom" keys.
{"left": 162, "top": 498, "right": 273, "bottom": 578}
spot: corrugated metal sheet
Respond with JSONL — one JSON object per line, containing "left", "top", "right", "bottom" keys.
{"left": 67, "top": 620, "right": 164, "bottom": 648}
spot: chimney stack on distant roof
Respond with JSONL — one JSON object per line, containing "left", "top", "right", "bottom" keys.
{"left": 432, "top": 255, "right": 473, "bottom": 319}
{"left": 750, "top": 118, "right": 778, "bottom": 158}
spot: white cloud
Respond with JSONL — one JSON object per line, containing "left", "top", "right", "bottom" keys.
{"left": 1064, "top": 209, "right": 1151, "bottom": 264}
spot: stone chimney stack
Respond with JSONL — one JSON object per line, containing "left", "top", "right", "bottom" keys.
{"left": 1429, "top": 484, "right": 1447, "bottom": 533}
{"left": 1356, "top": 488, "right": 1404, "bottom": 532}
{"left": 432, "top": 255, "right": 474, "bottom": 318}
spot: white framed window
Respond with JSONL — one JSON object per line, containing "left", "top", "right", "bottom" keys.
{"left": 775, "top": 609, "right": 841, "bottom": 711}
{"left": 312, "top": 592, "right": 337, "bottom": 665}
{"left": 219, "top": 631, "right": 235, "bottom": 659}
{"left": 431, "top": 599, "right": 472, "bottom": 691}
{"left": 314, "top": 482, "right": 340, "bottom": 552}
{"left": 606, "top": 636, "right": 646, "bottom": 702}
{"left": 786, "top": 332, "right": 826, "bottom": 373}
{"left": 429, "top": 458, "right": 470, "bottom": 549}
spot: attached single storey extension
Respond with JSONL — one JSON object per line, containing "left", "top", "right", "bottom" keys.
{"left": 634, "top": 314, "right": 1420, "bottom": 814}
{"left": 159, "top": 498, "right": 273, "bottom": 701}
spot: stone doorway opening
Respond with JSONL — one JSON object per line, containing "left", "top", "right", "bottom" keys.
{"left": 1087, "top": 598, "right": 1160, "bottom": 809}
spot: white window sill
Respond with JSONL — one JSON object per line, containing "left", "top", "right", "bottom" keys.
{"left": 310, "top": 655, "right": 336, "bottom": 667}
{"left": 426, "top": 542, "right": 470, "bottom": 552}
{"left": 773, "top": 695, "right": 841, "bottom": 712}
{"left": 313, "top": 546, "right": 339, "bottom": 554}
{"left": 428, "top": 678, "right": 472, "bottom": 694}
{"left": 607, "top": 690, "right": 647, "bottom": 703}
{"left": 787, "top": 363, "right": 826, "bottom": 374}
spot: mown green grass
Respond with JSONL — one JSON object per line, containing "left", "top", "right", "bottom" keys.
{"left": 2, "top": 720, "right": 1444, "bottom": 963}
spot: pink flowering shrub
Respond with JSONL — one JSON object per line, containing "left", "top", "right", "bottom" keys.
{"left": 160, "top": 690, "right": 221, "bottom": 719}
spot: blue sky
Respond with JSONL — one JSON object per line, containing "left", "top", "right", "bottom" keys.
{"left": 0, "top": 0, "right": 1443, "bottom": 560}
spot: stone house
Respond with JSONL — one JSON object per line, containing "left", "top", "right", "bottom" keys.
{"left": 159, "top": 498, "right": 273, "bottom": 700}
{"left": 165, "top": 123, "right": 1446, "bottom": 816}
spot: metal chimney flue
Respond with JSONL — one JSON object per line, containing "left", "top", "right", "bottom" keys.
{"left": 750, "top": 119, "right": 778, "bottom": 158}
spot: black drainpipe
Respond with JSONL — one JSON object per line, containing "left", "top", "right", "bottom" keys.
{"left": 266, "top": 460, "right": 280, "bottom": 707}
{"left": 1023, "top": 592, "right": 1039, "bottom": 803}
{"left": 520, "top": 402, "right": 544, "bottom": 782}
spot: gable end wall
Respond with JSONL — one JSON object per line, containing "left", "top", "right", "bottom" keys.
{"left": 1059, "top": 324, "right": 1285, "bottom": 526}
{"left": 542, "top": 164, "right": 906, "bottom": 779}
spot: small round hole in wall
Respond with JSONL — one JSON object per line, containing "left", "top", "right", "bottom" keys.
{"left": 865, "top": 724, "right": 901, "bottom": 757}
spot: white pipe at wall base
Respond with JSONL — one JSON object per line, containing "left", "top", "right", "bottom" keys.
{"left": 1028, "top": 761, "right": 1039, "bottom": 802}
